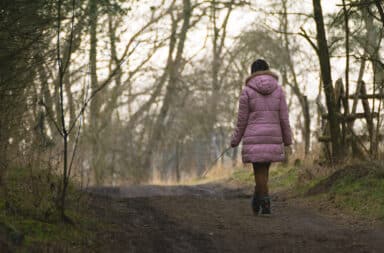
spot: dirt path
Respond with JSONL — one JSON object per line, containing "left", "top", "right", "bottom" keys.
{"left": 88, "top": 183, "right": 384, "bottom": 253}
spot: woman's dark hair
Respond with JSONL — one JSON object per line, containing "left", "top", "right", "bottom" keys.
{"left": 251, "top": 59, "right": 269, "bottom": 73}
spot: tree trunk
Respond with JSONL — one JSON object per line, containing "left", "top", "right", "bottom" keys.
{"left": 88, "top": 0, "right": 102, "bottom": 184}
{"left": 374, "top": 0, "right": 384, "bottom": 27}
{"left": 209, "top": 0, "right": 234, "bottom": 161}
{"left": 175, "top": 141, "right": 181, "bottom": 182}
{"left": 362, "top": 3, "right": 383, "bottom": 158}
{"left": 360, "top": 81, "right": 375, "bottom": 155}
{"left": 144, "top": 0, "right": 192, "bottom": 173}
{"left": 312, "top": 0, "right": 342, "bottom": 161}
{"left": 231, "top": 146, "right": 238, "bottom": 167}
{"left": 302, "top": 96, "right": 310, "bottom": 155}
{"left": 341, "top": 0, "right": 350, "bottom": 148}
{"left": 281, "top": 0, "right": 310, "bottom": 156}
{"left": 0, "top": 117, "right": 7, "bottom": 186}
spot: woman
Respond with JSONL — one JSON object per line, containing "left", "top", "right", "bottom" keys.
{"left": 230, "top": 59, "right": 292, "bottom": 215}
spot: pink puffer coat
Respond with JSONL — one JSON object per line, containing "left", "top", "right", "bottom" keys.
{"left": 231, "top": 70, "right": 292, "bottom": 163}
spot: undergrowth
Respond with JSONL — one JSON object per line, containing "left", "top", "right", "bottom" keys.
{"left": 323, "top": 162, "right": 384, "bottom": 220}
{"left": 0, "top": 166, "right": 101, "bottom": 252}
{"left": 230, "top": 161, "right": 384, "bottom": 220}
{"left": 230, "top": 163, "right": 298, "bottom": 191}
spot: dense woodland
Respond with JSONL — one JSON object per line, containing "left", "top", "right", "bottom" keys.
{"left": 1, "top": 0, "right": 384, "bottom": 221}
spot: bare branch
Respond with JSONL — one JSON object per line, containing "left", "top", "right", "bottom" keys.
{"left": 299, "top": 27, "right": 319, "bottom": 53}
{"left": 39, "top": 101, "right": 63, "bottom": 137}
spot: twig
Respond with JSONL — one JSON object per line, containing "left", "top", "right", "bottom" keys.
{"left": 68, "top": 112, "right": 82, "bottom": 178}
{"left": 299, "top": 27, "right": 319, "bottom": 54}
{"left": 39, "top": 101, "right": 63, "bottom": 136}
{"left": 201, "top": 146, "right": 232, "bottom": 177}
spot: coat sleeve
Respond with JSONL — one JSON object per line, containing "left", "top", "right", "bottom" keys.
{"left": 231, "top": 88, "right": 249, "bottom": 147}
{"left": 279, "top": 89, "right": 292, "bottom": 146}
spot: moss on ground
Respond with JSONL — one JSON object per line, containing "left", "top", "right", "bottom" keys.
{"left": 230, "top": 161, "right": 384, "bottom": 220}
{"left": 269, "top": 165, "right": 297, "bottom": 191}
{"left": 304, "top": 161, "right": 384, "bottom": 220}
{"left": 230, "top": 164, "right": 298, "bottom": 191}
{"left": 230, "top": 168, "right": 254, "bottom": 186}
{"left": 328, "top": 173, "right": 384, "bottom": 220}
{"left": 0, "top": 167, "right": 103, "bottom": 252}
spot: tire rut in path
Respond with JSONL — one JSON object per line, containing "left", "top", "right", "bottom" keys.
{"left": 89, "top": 184, "right": 384, "bottom": 253}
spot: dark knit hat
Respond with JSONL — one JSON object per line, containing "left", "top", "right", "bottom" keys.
{"left": 251, "top": 59, "right": 269, "bottom": 73}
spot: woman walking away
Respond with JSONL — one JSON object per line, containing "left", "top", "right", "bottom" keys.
{"left": 230, "top": 59, "right": 292, "bottom": 216}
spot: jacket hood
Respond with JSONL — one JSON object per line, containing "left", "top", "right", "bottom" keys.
{"left": 245, "top": 70, "right": 279, "bottom": 95}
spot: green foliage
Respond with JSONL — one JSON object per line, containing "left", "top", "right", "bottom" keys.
{"left": 329, "top": 172, "right": 384, "bottom": 219}
{"left": 5, "top": 167, "right": 59, "bottom": 221}
{"left": 231, "top": 162, "right": 384, "bottom": 220}
{"left": 230, "top": 164, "right": 299, "bottom": 191}
{"left": 305, "top": 162, "right": 384, "bottom": 220}
{"left": 230, "top": 168, "right": 254, "bottom": 185}
{"left": 269, "top": 164, "right": 298, "bottom": 191}
{"left": 0, "top": 167, "right": 99, "bottom": 251}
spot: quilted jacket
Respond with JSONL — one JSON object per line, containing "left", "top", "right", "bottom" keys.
{"left": 231, "top": 70, "right": 292, "bottom": 163}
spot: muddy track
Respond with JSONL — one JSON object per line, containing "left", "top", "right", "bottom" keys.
{"left": 88, "top": 184, "right": 384, "bottom": 253}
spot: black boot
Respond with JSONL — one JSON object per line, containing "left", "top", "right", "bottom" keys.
{"left": 252, "top": 187, "right": 260, "bottom": 215}
{"left": 260, "top": 196, "right": 271, "bottom": 215}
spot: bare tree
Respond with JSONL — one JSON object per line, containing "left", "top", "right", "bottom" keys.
{"left": 55, "top": 0, "right": 77, "bottom": 221}
{"left": 280, "top": 0, "right": 311, "bottom": 156}
{"left": 312, "top": 0, "right": 342, "bottom": 161}
{"left": 144, "top": 0, "right": 193, "bottom": 172}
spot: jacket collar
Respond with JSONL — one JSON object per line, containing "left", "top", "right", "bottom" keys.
{"left": 245, "top": 70, "right": 279, "bottom": 84}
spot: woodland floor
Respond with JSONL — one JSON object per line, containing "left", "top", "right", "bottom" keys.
{"left": 87, "top": 182, "right": 384, "bottom": 253}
